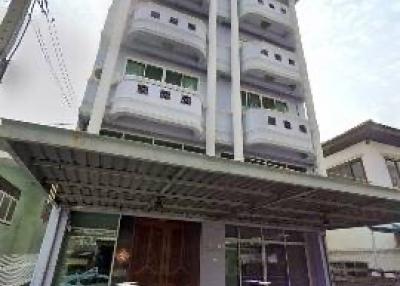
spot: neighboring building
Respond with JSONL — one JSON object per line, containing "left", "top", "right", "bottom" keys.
{"left": 0, "top": 149, "right": 49, "bottom": 285}
{"left": 323, "top": 120, "right": 400, "bottom": 284}
{"left": 1, "top": 1, "right": 400, "bottom": 286}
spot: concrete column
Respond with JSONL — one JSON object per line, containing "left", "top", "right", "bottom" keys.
{"left": 87, "top": 0, "right": 132, "bottom": 134}
{"left": 289, "top": 0, "right": 325, "bottom": 175}
{"left": 305, "top": 232, "right": 331, "bottom": 286}
{"left": 200, "top": 222, "right": 225, "bottom": 286}
{"left": 30, "top": 206, "right": 69, "bottom": 286}
{"left": 230, "top": 0, "right": 244, "bottom": 161}
{"left": 206, "top": 0, "right": 218, "bottom": 157}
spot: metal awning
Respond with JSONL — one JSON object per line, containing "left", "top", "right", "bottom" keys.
{"left": 1, "top": 118, "right": 400, "bottom": 230}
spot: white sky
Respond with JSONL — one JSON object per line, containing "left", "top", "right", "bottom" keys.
{"left": 0, "top": 0, "right": 399, "bottom": 141}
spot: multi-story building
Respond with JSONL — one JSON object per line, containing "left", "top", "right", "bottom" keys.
{"left": 2, "top": 1, "right": 400, "bottom": 286}
{"left": 323, "top": 120, "right": 400, "bottom": 283}
{"left": 78, "top": 0, "right": 323, "bottom": 174}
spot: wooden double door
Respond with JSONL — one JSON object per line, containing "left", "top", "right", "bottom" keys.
{"left": 128, "top": 218, "right": 200, "bottom": 286}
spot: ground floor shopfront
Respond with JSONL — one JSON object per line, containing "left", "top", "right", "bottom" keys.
{"left": 50, "top": 211, "right": 329, "bottom": 286}
{"left": 1, "top": 120, "right": 400, "bottom": 286}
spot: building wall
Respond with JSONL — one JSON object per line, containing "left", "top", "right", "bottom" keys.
{"left": 79, "top": 0, "right": 319, "bottom": 170}
{"left": 0, "top": 155, "right": 48, "bottom": 285}
{"left": 324, "top": 140, "right": 400, "bottom": 271}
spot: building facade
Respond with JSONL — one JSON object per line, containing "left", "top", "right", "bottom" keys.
{"left": 0, "top": 149, "right": 49, "bottom": 286}
{"left": 323, "top": 121, "right": 400, "bottom": 283}
{"left": 78, "top": 0, "right": 323, "bottom": 174}
{"left": 1, "top": 1, "right": 400, "bottom": 286}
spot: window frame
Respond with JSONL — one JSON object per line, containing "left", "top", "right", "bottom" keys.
{"left": 124, "top": 59, "right": 199, "bottom": 94}
{"left": 0, "top": 190, "right": 18, "bottom": 225}
{"left": 327, "top": 158, "right": 367, "bottom": 183}
{"left": 385, "top": 158, "right": 400, "bottom": 188}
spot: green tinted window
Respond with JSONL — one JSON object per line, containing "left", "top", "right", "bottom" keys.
{"left": 262, "top": 97, "right": 275, "bottom": 110}
{"left": 126, "top": 60, "right": 145, "bottom": 76}
{"left": 276, "top": 101, "right": 288, "bottom": 112}
{"left": 241, "top": 91, "right": 247, "bottom": 107}
{"left": 248, "top": 93, "right": 261, "bottom": 108}
{"left": 182, "top": 75, "right": 198, "bottom": 91}
{"left": 165, "top": 70, "right": 183, "bottom": 86}
{"left": 145, "top": 65, "right": 163, "bottom": 81}
{"left": 0, "top": 196, "right": 10, "bottom": 220}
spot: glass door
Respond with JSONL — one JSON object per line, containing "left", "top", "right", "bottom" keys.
{"left": 226, "top": 226, "right": 311, "bottom": 286}
{"left": 265, "top": 244, "right": 289, "bottom": 286}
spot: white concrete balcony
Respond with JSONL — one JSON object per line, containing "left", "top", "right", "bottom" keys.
{"left": 126, "top": 2, "right": 207, "bottom": 65}
{"left": 162, "top": 0, "right": 209, "bottom": 14}
{"left": 241, "top": 41, "right": 302, "bottom": 95}
{"left": 109, "top": 77, "right": 203, "bottom": 136}
{"left": 239, "top": 0, "right": 293, "bottom": 39}
{"left": 244, "top": 108, "right": 313, "bottom": 154}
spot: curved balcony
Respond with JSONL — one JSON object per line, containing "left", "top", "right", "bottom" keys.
{"left": 241, "top": 41, "right": 302, "bottom": 97}
{"left": 239, "top": 0, "right": 293, "bottom": 46}
{"left": 244, "top": 108, "right": 313, "bottom": 155}
{"left": 161, "top": 0, "right": 209, "bottom": 15}
{"left": 109, "top": 77, "right": 203, "bottom": 136}
{"left": 126, "top": 2, "right": 207, "bottom": 65}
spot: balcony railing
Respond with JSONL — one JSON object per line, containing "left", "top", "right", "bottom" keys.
{"left": 109, "top": 77, "right": 203, "bottom": 136}
{"left": 126, "top": 2, "right": 207, "bottom": 65}
{"left": 241, "top": 40, "right": 302, "bottom": 97}
{"left": 244, "top": 108, "right": 313, "bottom": 154}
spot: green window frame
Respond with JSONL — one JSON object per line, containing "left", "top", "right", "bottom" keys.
{"left": 145, "top": 65, "right": 164, "bottom": 81}
{"left": 262, "top": 97, "right": 275, "bottom": 110}
{"left": 241, "top": 91, "right": 247, "bottom": 107}
{"left": 126, "top": 60, "right": 145, "bottom": 76}
{"left": 276, "top": 101, "right": 288, "bottom": 112}
{"left": 182, "top": 75, "right": 198, "bottom": 91}
{"left": 165, "top": 70, "right": 183, "bottom": 86}
{"left": 0, "top": 190, "right": 18, "bottom": 225}
{"left": 248, "top": 93, "right": 261, "bottom": 108}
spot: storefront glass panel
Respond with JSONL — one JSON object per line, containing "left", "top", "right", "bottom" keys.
{"left": 53, "top": 212, "right": 120, "bottom": 286}
{"left": 226, "top": 226, "right": 310, "bottom": 286}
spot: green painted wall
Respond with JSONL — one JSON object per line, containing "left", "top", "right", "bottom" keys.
{"left": 0, "top": 159, "right": 48, "bottom": 255}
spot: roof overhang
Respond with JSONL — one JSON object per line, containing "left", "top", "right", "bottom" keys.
{"left": 1, "top": 118, "right": 400, "bottom": 230}
{"left": 323, "top": 120, "right": 400, "bottom": 157}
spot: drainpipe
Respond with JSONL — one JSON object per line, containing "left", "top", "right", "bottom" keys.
{"left": 206, "top": 0, "right": 218, "bottom": 157}
{"left": 230, "top": 0, "right": 244, "bottom": 161}
{"left": 289, "top": 0, "right": 325, "bottom": 176}
{"left": 87, "top": 0, "right": 132, "bottom": 134}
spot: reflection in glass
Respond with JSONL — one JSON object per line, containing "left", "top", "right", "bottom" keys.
{"left": 240, "top": 242, "right": 263, "bottom": 285}
{"left": 226, "top": 226, "right": 310, "bottom": 286}
{"left": 53, "top": 212, "right": 119, "bottom": 286}
{"left": 226, "top": 240, "right": 239, "bottom": 286}
{"left": 266, "top": 244, "right": 288, "bottom": 286}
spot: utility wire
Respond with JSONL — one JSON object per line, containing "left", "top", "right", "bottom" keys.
{"left": 33, "top": 22, "right": 72, "bottom": 107}
{"left": 34, "top": 0, "right": 76, "bottom": 108}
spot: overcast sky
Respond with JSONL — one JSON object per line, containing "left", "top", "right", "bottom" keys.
{"left": 0, "top": 0, "right": 399, "bottom": 141}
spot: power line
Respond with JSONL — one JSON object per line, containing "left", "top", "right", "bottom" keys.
{"left": 34, "top": 0, "right": 77, "bottom": 108}
{"left": 33, "top": 22, "right": 72, "bottom": 107}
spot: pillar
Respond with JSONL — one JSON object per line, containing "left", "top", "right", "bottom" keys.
{"left": 305, "top": 232, "right": 331, "bottom": 286}
{"left": 289, "top": 0, "right": 325, "bottom": 175}
{"left": 230, "top": 0, "right": 244, "bottom": 161}
{"left": 206, "top": 0, "right": 218, "bottom": 157}
{"left": 200, "top": 222, "right": 225, "bottom": 286}
{"left": 30, "top": 206, "right": 69, "bottom": 286}
{"left": 87, "top": 0, "right": 132, "bottom": 134}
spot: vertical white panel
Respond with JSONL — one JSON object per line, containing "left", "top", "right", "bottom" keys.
{"left": 200, "top": 222, "right": 226, "bottom": 286}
